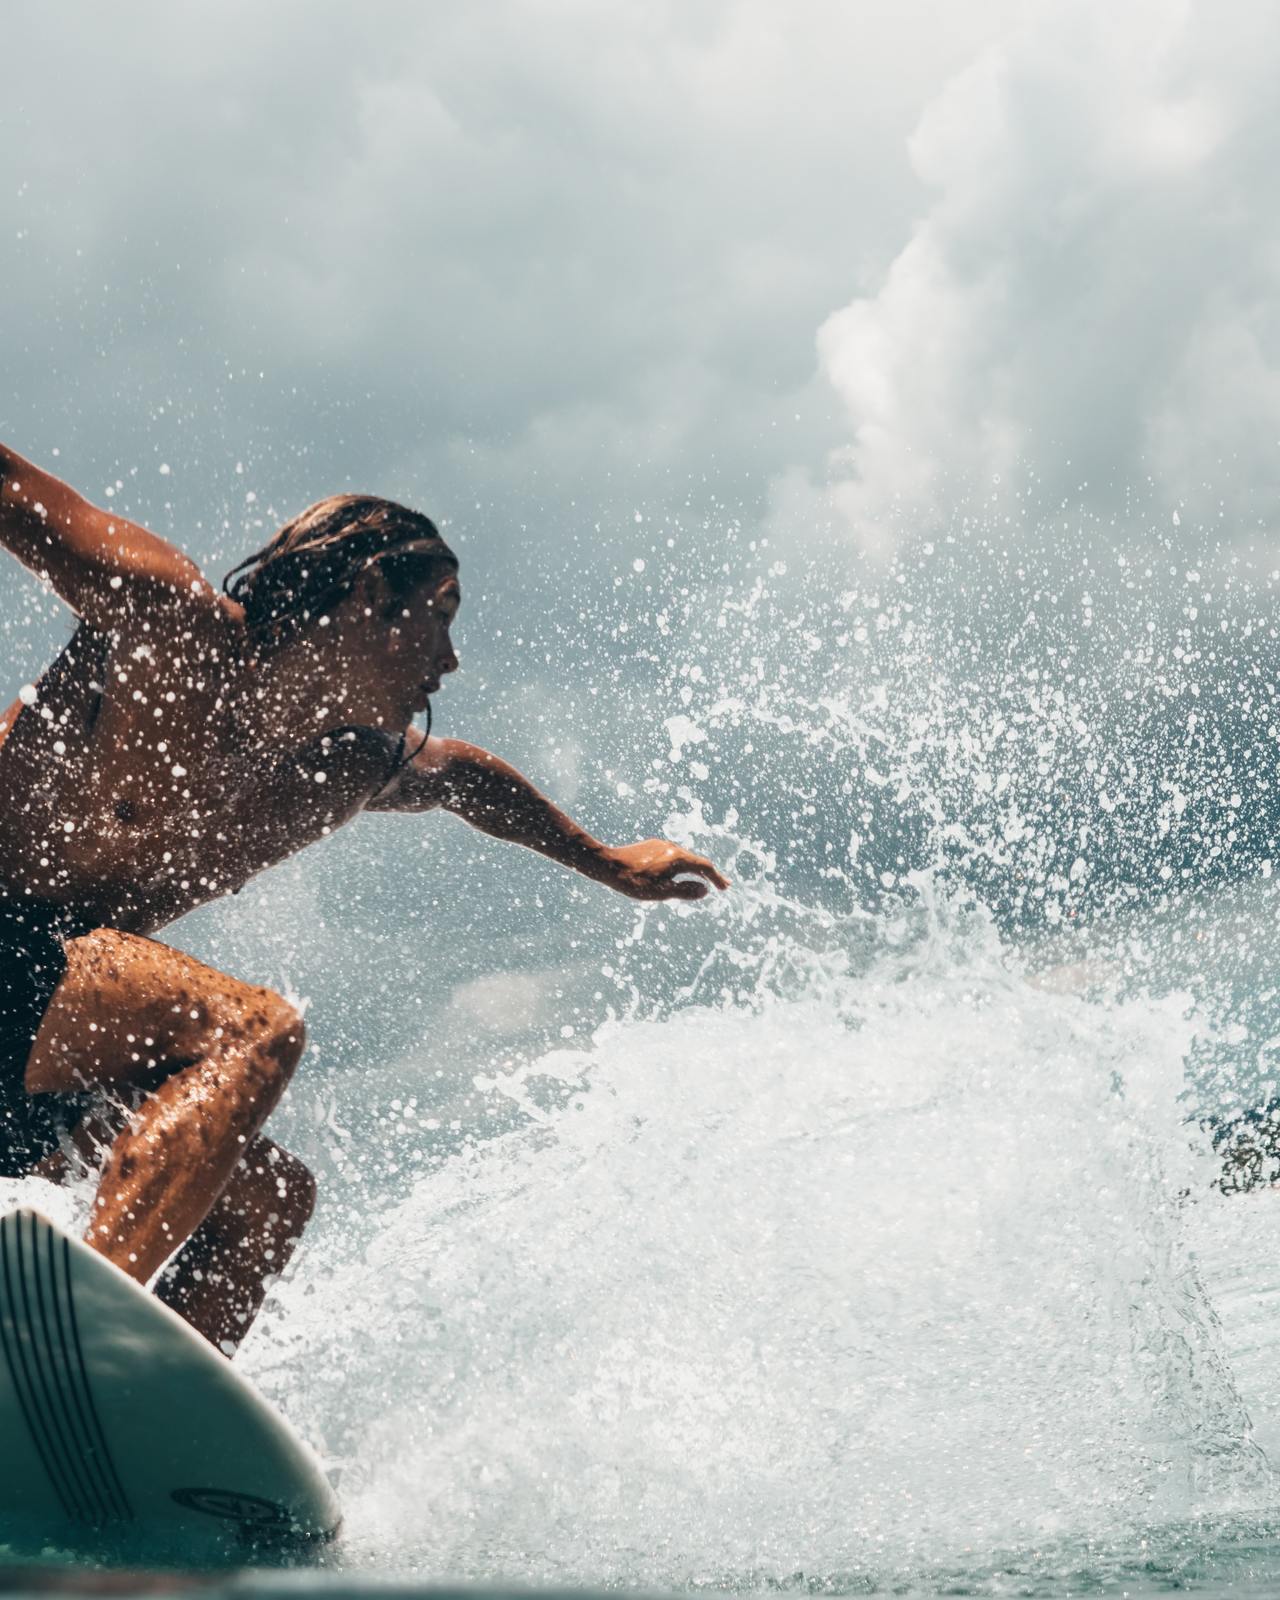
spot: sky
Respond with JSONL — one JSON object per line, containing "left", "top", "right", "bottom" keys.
{"left": 1, "top": 0, "right": 1025, "bottom": 571}
{"left": 6, "top": 0, "right": 1276, "bottom": 575}
{"left": 3, "top": 0, "right": 1279, "bottom": 1140}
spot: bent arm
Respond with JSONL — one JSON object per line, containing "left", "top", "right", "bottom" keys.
{"left": 0, "top": 442, "right": 208, "bottom": 626}
{"left": 368, "top": 736, "right": 729, "bottom": 900}
{"left": 369, "top": 736, "right": 614, "bottom": 880}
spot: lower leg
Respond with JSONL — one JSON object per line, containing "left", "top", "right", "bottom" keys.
{"left": 86, "top": 1015, "right": 305, "bottom": 1284}
{"left": 154, "top": 1138, "right": 316, "bottom": 1353}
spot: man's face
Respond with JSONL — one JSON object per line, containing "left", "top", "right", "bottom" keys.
{"left": 395, "top": 570, "right": 461, "bottom": 713}
{"left": 330, "top": 562, "right": 461, "bottom": 723}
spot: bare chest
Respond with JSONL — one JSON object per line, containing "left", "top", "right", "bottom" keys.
{"left": 0, "top": 623, "right": 394, "bottom": 930}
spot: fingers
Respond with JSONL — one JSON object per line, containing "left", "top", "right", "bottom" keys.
{"left": 668, "top": 876, "right": 710, "bottom": 902}
{"left": 632, "top": 877, "right": 717, "bottom": 902}
{"left": 689, "top": 855, "right": 730, "bottom": 891}
{"left": 661, "top": 854, "right": 730, "bottom": 892}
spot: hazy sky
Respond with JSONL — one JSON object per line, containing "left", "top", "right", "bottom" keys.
{"left": 0, "top": 0, "right": 1026, "bottom": 572}
{"left": 5, "top": 0, "right": 1277, "bottom": 582}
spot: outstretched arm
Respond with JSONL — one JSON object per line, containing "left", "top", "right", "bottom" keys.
{"left": 368, "top": 736, "right": 729, "bottom": 901}
{"left": 0, "top": 442, "right": 209, "bottom": 627}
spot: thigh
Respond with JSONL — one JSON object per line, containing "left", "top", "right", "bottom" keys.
{"left": 25, "top": 927, "right": 294, "bottom": 1096}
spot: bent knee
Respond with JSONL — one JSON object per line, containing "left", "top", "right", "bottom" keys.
{"left": 264, "top": 998, "right": 307, "bottom": 1071}
{"left": 234, "top": 994, "right": 306, "bottom": 1080}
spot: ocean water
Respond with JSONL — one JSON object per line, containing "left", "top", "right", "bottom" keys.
{"left": 7, "top": 544, "right": 1280, "bottom": 1595}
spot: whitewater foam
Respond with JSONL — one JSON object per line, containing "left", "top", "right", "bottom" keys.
{"left": 238, "top": 881, "right": 1270, "bottom": 1587}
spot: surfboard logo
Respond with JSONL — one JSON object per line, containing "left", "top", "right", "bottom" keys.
{"left": 170, "top": 1486, "right": 294, "bottom": 1527}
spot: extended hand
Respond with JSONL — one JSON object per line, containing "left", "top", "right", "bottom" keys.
{"left": 602, "top": 839, "right": 730, "bottom": 901}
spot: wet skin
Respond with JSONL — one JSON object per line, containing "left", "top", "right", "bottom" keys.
{"left": 0, "top": 443, "right": 728, "bottom": 1352}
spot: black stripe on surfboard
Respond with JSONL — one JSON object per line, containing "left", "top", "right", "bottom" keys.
{"left": 0, "top": 1216, "right": 75, "bottom": 1520}
{"left": 56, "top": 1232, "right": 132, "bottom": 1519}
{"left": 0, "top": 1214, "right": 84, "bottom": 1522}
{"left": 39, "top": 1223, "right": 131, "bottom": 1521}
{"left": 26, "top": 1214, "right": 117, "bottom": 1524}
{"left": 14, "top": 1213, "right": 106, "bottom": 1523}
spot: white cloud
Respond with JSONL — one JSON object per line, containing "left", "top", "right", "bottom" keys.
{"left": 813, "top": 0, "right": 1280, "bottom": 556}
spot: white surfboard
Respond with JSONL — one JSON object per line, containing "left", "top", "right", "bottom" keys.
{"left": 0, "top": 1207, "right": 340, "bottom": 1558}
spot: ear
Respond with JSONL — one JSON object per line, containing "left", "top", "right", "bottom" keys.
{"left": 346, "top": 561, "right": 394, "bottom": 620}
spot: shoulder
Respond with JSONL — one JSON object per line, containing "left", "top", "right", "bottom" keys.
{"left": 112, "top": 580, "right": 244, "bottom": 660}
{"left": 365, "top": 730, "right": 451, "bottom": 812}
{"left": 258, "top": 725, "right": 406, "bottom": 812}
{"left": 322, "top": 724, "right": 407, "bottom": 793}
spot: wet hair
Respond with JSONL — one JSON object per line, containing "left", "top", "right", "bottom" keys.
{"left": 223, "top": 494, "right": 458, "bottom": 649}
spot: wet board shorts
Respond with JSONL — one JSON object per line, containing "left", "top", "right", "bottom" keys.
{"left": 0, "top": 902, "right": 87, "bottom": 1177}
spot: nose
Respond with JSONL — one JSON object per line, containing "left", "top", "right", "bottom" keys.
{"left": 438, "top": 644, "right": 459, "bottom": 675}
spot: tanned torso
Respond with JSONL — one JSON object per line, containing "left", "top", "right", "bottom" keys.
{"left": 0, "top": 601, "right": 399, "bottom": 935}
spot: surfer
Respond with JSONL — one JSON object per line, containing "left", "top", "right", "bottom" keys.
{"left": 0, "top": 443, "right": 729, "bottom": 1354}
